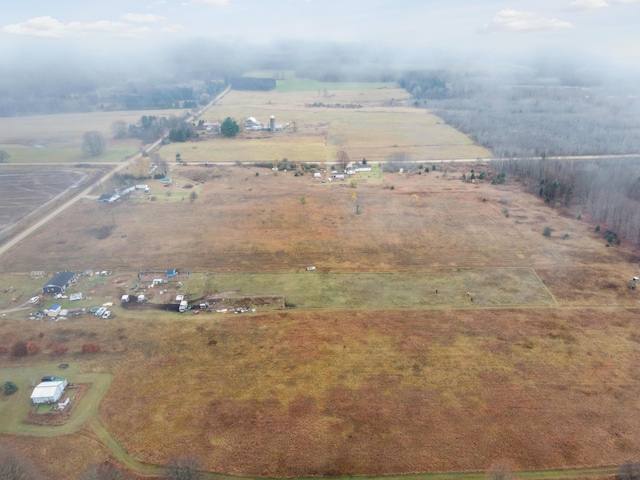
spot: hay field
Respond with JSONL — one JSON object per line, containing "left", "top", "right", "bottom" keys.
{"left": 0, "top": 108, "right": 185, "bottom": 164}
{"left": 170, "top": 87, "right": 489, "bottom": 163}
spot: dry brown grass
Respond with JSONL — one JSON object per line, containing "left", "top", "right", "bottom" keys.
{"left": 1, "top": 130, "right": 640, "bottom": 476}
{"left": 2, "top": 163, "right": 640, "bottom": 476}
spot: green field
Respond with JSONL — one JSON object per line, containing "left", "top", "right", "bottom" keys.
{"left": 240, "top": 70, "right": 395, "bottom": 93}
{"left": 276, "top": 78, "right": 395, "bottom": 93}
{"left": 0, "top": 145, "right": 138, "bottom": 164}
{"left": 203, "top": 268, "right": 556, "bottom": 308}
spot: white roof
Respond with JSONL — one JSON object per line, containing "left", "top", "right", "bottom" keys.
{"left": 30, "top": 381, "right": 65, "bottom": 399}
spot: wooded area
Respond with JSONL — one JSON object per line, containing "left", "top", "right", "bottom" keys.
{"left": 426, "top": 85, "right": 640, "bottom": 157}
{"left": 229, "top": 76, "right": 276, "bottom": 91}
{"left": 493, "top": 157, "right": 640, "bottom": 245}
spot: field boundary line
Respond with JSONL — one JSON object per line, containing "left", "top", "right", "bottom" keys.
{"left": 529, "top": 267, "right": 559, "bottom": 306}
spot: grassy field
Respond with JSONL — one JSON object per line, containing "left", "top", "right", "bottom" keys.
{"left": 0, "top": 82, "right": 639, "bottom": 479}
{"left": 0, "top": 109, "right": 185, "bottom": 164}
{"left": 276, "top": 78, "right": 395, "bottom": 93}
{"left": 203, "top": 269, "right": 555, "bottom": 308}
{"left": 0, "top": 144, "right": 140, "bottom": 164}
{"left": 172, "top": 87, "right": 490, "bottom": 164}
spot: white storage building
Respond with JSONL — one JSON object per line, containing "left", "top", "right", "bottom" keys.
{"left": 30, "top": 379, "right": 68, "bottom": 404}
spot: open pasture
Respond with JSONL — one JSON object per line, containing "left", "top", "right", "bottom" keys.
{"left": 92, "top": 306, "right": 640, "bottom": 476}
{"left": 184, "top": 88, "right": 489, "bottom": 163}
{"left": 0, "top": 169, "right": 86, "bottom": 235}
{"left": 1, "top": 161, "right": 640, "bottom": 476}
{"left": 1, "top": 164, "right": 636, "bottom": 305}
{"left": 0, "top": 108, "right": 185, "bottom": 164}
{"left": 204, "top": 269, "right": 555, "bottom": 308}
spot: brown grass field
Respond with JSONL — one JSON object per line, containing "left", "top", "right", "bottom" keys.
{"left": 0, "top": 86, "right": 639, "bottom": 479}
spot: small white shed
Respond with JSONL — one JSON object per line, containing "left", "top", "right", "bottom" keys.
{"left": 30, "top": 379, "right": 67, "bottom": 404}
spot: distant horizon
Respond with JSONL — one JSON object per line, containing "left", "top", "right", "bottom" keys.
{"left": 1, "top": 0, "right": 639, "bottom": 69}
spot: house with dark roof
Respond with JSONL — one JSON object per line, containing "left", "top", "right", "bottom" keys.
{"left": 42, "top": 271, "right": 77, "bottom": 295}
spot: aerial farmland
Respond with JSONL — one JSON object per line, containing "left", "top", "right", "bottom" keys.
{"left": 0, "top": 77, "right": 640, "bottom": 480}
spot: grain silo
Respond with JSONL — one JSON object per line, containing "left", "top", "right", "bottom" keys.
{"left": 270, "top": 115, "right": 276, "bottom": 132}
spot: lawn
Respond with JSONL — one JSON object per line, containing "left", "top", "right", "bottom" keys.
{"left": 0, "top": 363, "right": 113, "bottom": 436}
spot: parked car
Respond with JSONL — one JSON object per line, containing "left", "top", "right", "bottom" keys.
{"left": 102, "top": 311, "right": 111, "bottom": 319}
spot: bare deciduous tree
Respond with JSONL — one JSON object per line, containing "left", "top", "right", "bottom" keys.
{"left": 0, "top": 444, "right": 43, "bottom": 480}
{"left": 336, "top": 150, "right": 350, "bottom": 170}
{"left": 110, "top": 120, "right": 128, "bottom": 140}
{"left": 487, "top": 460, "right": 518, "bottom": 480}
{"left": 82, "top": 131, "right": 106, "bottom": 157}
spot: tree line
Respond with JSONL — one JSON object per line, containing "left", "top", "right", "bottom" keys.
{"left": 493, "top": 156, "right": 640, "bottom": 245}
{"left": 229, "top": 76, "right": 276, "bottom": 91}
{"left": 0, "top": 78, "right": 226, "bottom": 117}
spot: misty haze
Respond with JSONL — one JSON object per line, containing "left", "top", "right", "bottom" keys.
{"left": 1, "top": 1, "right": 640, "bottom": 479}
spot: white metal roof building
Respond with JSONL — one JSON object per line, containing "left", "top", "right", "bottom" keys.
{"left": 30, "top": 379, "right": 67, "bottom": 404}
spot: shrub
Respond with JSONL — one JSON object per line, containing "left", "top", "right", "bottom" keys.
{"left": 595, "top": 224, "right": 600, "bottom": 232}
{"left": 255, "top": 171, "right": 259, "bottom": 176}
{"left": 50, "top": 343, "right": 69, "bottom": 355}
{"left": 189, "top": 191, "right": 198, "bottom": 202}
{"left": 617, "top": 461, "right": 640, "bottom": 480}
{"left": 81, "top": 343, "right": 101, "bottom": 354}
{"left": 503, "top": 208, "right": 509, "bottom": 218}
{"left": 26, "top": 341, "right": 40, "bottom": 355}
{"left": 300, "top": 195, "right": 307, "bottom": 205}
{"left": 10, "top": 341, "right": 28, "bottom": 357}
{"left": 563, "top": 234, "right": 570, "bottom": 239}
{"left": 577, "top": 213, "right": 582, "bottom": 220}
{"left": 3, "top": 381, "right": 18, "bottom": 395}
{"left": 543, "top": 227, "right": 552, "bottom": 237}
{"left": 390, "top": 185, "right": 395, "bottom": 190}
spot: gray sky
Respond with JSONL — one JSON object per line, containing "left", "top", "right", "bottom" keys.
{"left": 2, "top": 0, "right": 640, "bottom": 66}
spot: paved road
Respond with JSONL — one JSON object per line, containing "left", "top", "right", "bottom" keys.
{"left": 0, "top": 86, "right": 231, "bottom": 259}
